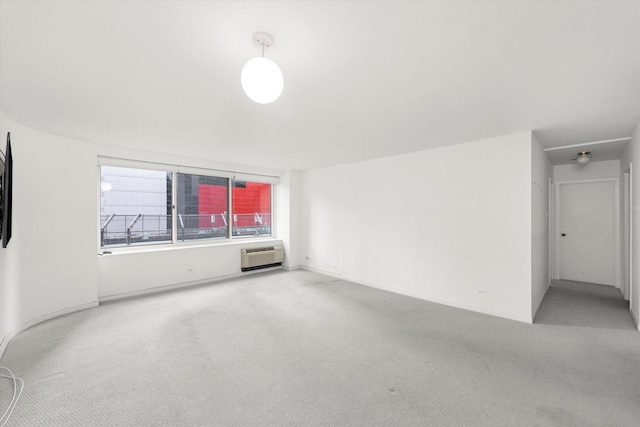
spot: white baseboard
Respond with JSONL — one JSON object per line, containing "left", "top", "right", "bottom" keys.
{"left": 630, "top": 307, "right": 640, "bottom": 331}
{"left": 300, "top": 266, "right": 533, "bottom": 324}
{"left": 0, "top": 301, "right": 98, "bottom": 360}
{"left": 300, "top": 265, "right": 342, "bottom": 278}
{"left": 99, "top": 266, "right": 284, "bottom": 302}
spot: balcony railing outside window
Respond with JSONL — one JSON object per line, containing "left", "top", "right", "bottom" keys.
{"left": 101, "top": 213, "right": 271, "bottom": 247}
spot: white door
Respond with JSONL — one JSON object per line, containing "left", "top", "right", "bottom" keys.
{"left": 558, "top": 181, "right": 616, "bottom": 286}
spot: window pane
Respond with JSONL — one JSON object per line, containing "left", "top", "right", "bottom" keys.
{"left": 177, "top": 173, "right": 229, "bottom": 241}
{"left": 232, "top": 181, "right": 271, "bottom": 237}
{"left": 100, "top": 166, "right": 172, "bottom": 247}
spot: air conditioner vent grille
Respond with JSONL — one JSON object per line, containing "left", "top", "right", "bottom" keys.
{"left": 245, "top": 246, "right": 275, "bottom": 254}
{"left": 241, "top": 245, "right": 284, "bottom": 271}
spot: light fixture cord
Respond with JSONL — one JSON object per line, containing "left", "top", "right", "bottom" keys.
{"left": 261, "top": 44, "right": 265, "bottom": 57}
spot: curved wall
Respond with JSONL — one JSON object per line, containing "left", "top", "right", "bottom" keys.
{"left": 0, "top": 112, "right": 99, "bottom": 356}
{"left": 0, "top": 112, "right": 293, "bottom": 357}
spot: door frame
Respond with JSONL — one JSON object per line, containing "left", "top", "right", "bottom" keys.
{"left": 620, "top": 168, "right": 633, "bottom": 301}
{"left": 548, "top": 177, "right": 554, "bottom": 285}
{"left": 623, "top": 164, "right": 633, "bottom": 303}
{"left": 553, "top": 178, "right": 621, "bottom": 288}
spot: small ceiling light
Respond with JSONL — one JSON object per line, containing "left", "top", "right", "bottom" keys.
{"left": 576, "top": 151, "right": 591, "bottom": 165}
{"left": 241, "top": 32, "right": 283, "bottom": 104}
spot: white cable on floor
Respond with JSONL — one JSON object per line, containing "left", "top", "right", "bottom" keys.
{"left": 0, "top": 366, "right": 24, "bottom": 427}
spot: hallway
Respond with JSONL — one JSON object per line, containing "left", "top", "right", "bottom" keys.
{"left": 535, "top": 280, "right": 635, "bottom": 330}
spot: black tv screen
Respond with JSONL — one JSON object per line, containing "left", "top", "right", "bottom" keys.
{"left": 1, "top": 132, "right": 13, "bottom": 248}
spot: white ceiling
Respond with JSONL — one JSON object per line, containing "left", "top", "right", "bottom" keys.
{"left": 1, "top": 1, "right": 639, "bottom": 170}
{"left": 543, "top": 137, "right": 631, "bottom": 166}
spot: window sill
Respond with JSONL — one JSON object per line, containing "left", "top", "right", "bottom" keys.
{"left": 98, "top": 236, "right": 282, "bottom": 256}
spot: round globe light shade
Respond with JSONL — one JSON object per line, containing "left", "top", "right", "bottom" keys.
{"left": 577, "top": 154, "right": 591, "bottom": 165}
{"left": 241, "top": 57, "right": 283, "bottom": 104}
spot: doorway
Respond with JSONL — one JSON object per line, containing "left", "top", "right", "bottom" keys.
{"left": 553, "top": 179, "right": 620, "bottom": 287}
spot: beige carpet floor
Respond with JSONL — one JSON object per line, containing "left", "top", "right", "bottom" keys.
{"left": 1, "top": 270, "right": 639, "bottom": 426}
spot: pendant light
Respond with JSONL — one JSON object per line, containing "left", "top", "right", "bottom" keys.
{"left": 241, "top": 32, "right": 283, "bottom": 104}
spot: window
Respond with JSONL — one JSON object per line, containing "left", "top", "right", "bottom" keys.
{"left": 100, "top": 166, "right": 172, "bottom": 247}
{"left": 231, "top": 180, "right": 271, "bottom": 237}
{"left": 177, "top": 173, "right": 228, "bottom": 241}
{"left": 100, "top": 163, "right": 275, "bottom": 248}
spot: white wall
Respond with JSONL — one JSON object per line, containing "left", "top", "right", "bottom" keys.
{"left": 300, "top": 132, "right": 534, "bottom": 323}
{"left": 0, "top": 112, "right": 99, "bottom": 356}
{"left": 94, "top": 150, "right": 288, "bottom": 299}
{"left": 91, "top": 148, "right": 287, "bottom": 300}
{"left": 292, "top": 170, "right": 303, "bottom": 268}
{"left": 279, "top": 169, "right": 302, "bottom": 269}
{"left": 0, "top": 111, "right": 291, "bottom": 357}
{"left": 97, "top": 239, "right": 282, "bottom": 299}
{"left": 531, "top": 134, "right": 553, "bottom": 318}
{"left": 620, "top": 123, "right": 640, "bottom": 329}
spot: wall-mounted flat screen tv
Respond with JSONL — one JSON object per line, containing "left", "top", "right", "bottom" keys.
{"left": 0, "top": 132, "right": 13, "bottom": 248}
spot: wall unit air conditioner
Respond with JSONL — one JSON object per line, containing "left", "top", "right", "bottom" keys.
{"left": 241, "top": 245, "right": 284, "bottom": 272}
